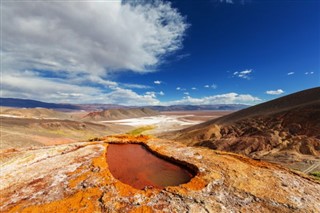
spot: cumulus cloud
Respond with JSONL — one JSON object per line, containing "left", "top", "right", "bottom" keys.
{"left": 265, "top": 89, "right": 284, "bottom": 95}
{"left": 287, "top": 72, "right": 295, "bottom": 75}
{"left": 305, "top": 72, "right": 314, "bottom": 75}
{"left": 176, "top": 87, "right": 186, "bottom": 91}
{"left": 121, "top": 83, "right": 152, "bottom": 89}
{"left": 2, "top": 0, "right": 187, "bottom": 105}
{"left": 220, "top": 0, "right": 234, "bottom": 3}
{"left": 154, "top": 80, "right": 162, "bottom": 85}
{"left": 184, "top": 92, "right": 190, "bottom": 95}
{"left": 233, "top": 69, "right": 252, "bottom": 79}
{"left": 1, "top": 73, "right": 160, "bottom": 105}
{"left": 105, "top": 89, "right": 160, "bottom": 105}
{"left": 3, "top": 0, "right": 187, "bottom": 75}
{"left": 176, "top": 53, "right": 191, "bottom": 60}
{"left": 191, "top": 87, "right": 197, "bottom": 90}
{"left": 204, "top": 84, "right": 217, "bottom": 89}
{"left": 166, "top": 93, "right": 261, "bottom": 105}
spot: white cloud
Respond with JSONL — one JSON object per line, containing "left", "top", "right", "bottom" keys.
{"left": 219, "top": 0, "right": 234, "bottom": 3}
{"left": 2, "top": 0, "right": 187, "bottom": 105}
{"left": 145, "top": 91, "right": 165, "bottom": 97}
{"left": 191, "top": 87, "right": 197, "bottom": 90}
{"left": 176, "top": 53, "right": 191, "bottom": 60}
{"left": 166, "top": 93, "right": 261, "bottom": 105}
{"left": 204, "top": 84, "right": 217, "bottom": 89}
{"left": 3, "top": 0, "right": 187, "bottom": 75}
{"left": 305, "top": 72, "right": 314, "bottom": 75}
{"left": 287, "top": 72, "right": 295, "bottom": 75}
{"left": 105, "top": 89, "right": 160, "bottom": 105}
{"left": 154, "top": 80, "right": 162, "bottom": 85}
{"left": 265, "top": 89, "right": 284, "bottom": 95}
{"left": 1, "top": 72, "right": 262, "bottom": 106}
{"left": 184, "top": 92, "right": 190, "bottom": 95}
{"left": 233, "top": 69, "right": 252, "bottom": 79}
{"left": 176, "top": 87, "right": 186, "bottom": 91}
{"left": 1, "top": 73, "right": 160, "bottom": 105}
{"left": 121, "top": 83, "right": 152, "bottom": 89}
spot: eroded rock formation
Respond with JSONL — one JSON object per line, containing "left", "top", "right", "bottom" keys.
{"left": 1, "top": 135, "right": 319, "bottom": 212}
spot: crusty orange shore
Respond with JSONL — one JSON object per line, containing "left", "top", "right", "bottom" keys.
{"left": 1, "top": 135, "right": 319, "bottom": 212}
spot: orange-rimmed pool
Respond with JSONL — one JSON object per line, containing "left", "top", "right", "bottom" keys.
{"left": 107, "top": 143, "right": 195, "bottom": 189}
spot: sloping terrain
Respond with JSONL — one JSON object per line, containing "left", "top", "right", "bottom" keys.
{"left": 0, "top": 107, "right": 72, "bottom": 119}
{"left": 0, "top": 98, "right": 81, "bottom": 110}
{"left": 83, "top": 108, "right": 159, "bottom": 121}
{"left": 0, "top": 97, "right": 247, "bottom": 111}
{"left": 0, "top": 98, "right": 127, "bottom": 111}
{"left": 0, "top": 117, "right": 133, "bottom": 149}
{"left": 1, "top": 135, "right": 319, "bottom": 212}
{"left": 148, "top": 104, "right": 248, "bottom": 111}
{"left": 164, "top": 87, "right": 320, "bottom": 171}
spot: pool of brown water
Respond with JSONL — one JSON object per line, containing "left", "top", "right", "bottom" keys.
{"left": 107, "top": 143, "right": 195, "bottom": 189}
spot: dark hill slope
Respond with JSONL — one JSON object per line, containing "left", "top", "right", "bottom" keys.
{"left": 164, "top": 87, "right": 320, "bottom": 169}
{"left": 83, "top": 108, "right": 160, "bottom": 121}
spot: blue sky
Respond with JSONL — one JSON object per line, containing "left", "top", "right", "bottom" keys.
{"left": 2, "top": 0, "right": 319, "bottom": 105}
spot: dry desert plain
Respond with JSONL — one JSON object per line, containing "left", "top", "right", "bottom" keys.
{"left": 0, "top": 108, "right": 232, "bottom": 149}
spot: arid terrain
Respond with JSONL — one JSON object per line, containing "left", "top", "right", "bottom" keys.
{"left": 0, "top": 107, "right": 229, "bottom": 149}
{"left": 0, "top": 116, "right": 133, "bottom": 149}
{"left": 162, "top": 87, "right": 320, "bottom": 173}
{"left": 82, "top": 108, "right": 160, "bottom": 121}
{"left": 1, "top": 135, "right": 319, "bottom": 212}
{"left": 1, "top": 89, "right": 320, "bottom": 212}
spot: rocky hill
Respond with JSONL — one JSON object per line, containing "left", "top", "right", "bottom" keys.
{"left": 1, "top": 135, "right": 319, "bottom": 212}
{"left": 0, "top": 107, "right": 72, "bottom": 119}
{"left": 0, "top": 98, "right": 126, "bottom": 111}
{"left": 0, "top": 98, "right": 81, "bottom": 110}
{"left": 163, "top": 87, "right": 320, "bottom": 170}
{"left": 147, "top": 104, "right": 248, "bottom": 111}
{"left": 0, "top": 117, "right": 133, "bottom": 150}
{"left": 83, "top": 108, "right": 159, "bottom": 121}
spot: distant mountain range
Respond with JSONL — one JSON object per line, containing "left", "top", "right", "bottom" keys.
{"left": 147, "top": 104, "right": 248, "bottom": 111}
{"left": 0, "top": 98, "right": 126, "bottom": 111}
{"left": 0, "top": 98, "right": 81, "bottom": 110}
{"left": 0, "top": 98, "right": 248, "bottom": 111}
{"left": 83, "top": 108, "right": 159, "bottom": 121}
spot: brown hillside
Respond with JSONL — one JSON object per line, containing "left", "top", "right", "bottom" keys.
{"left": 0, "top": 107, "right": 71, "bottom": 119}
{"left": 164, "top": 87, "right": 320, "bottom": 171}
{"left": 0, "top": 117, "right": 133, "bottom": 149}
{"left": 83, "top": 108, "right": 159, "bottom": 121}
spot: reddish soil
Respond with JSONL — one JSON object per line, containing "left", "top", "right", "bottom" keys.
{"left": 107, "top": 144, "right": 194, "bottom": 189}
{"left": 166, "top": 87, "right": 320, "bottom": 172}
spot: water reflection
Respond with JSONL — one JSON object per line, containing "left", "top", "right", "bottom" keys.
{"left": 107, "top": 143, "right": 194, "bottom": 189}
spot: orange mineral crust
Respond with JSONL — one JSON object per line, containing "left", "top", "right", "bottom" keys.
{"left": 1, "top": 135, "right": 319, "bottom": 212}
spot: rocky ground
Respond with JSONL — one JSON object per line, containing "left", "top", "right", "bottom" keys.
{"left": 0, "top": 117, "right": 133, "bottom": 149}
{"left": 1, "top": 135, "right": 319, "bottom": 212}
{"left": 165, "top": 88, "right": 320, "bottom": 173}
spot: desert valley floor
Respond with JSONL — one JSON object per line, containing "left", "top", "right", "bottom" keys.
{"left": 1, "top": 88, "right": 320, "bottom": 212}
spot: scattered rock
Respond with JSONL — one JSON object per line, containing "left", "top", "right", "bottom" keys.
{"left": 1, "top": 135, "right": 319, "bottom": 212}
